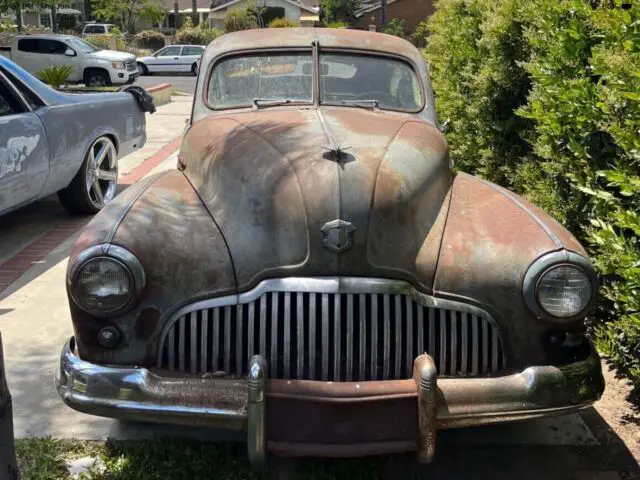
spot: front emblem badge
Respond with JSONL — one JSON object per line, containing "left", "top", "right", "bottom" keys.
{"left": 321, "top": 219, "right": 355, "bottom": 253}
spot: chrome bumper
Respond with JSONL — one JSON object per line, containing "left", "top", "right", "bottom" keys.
{"left": 56, "top": 337, "right": 604, "bottom": 465}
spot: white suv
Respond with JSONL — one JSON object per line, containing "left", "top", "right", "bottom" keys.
{"left": 82, "top": 23, "right": 119, "bottom": 36}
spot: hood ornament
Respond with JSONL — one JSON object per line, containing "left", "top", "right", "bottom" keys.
{"left": 321, "top": 219, "right": 355, "bottom": 253}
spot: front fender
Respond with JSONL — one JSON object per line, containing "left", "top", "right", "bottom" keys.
{"left": 433, "top": 173, "right": 590, "bottom": 368}
{"left": 67, "top": 170, "right": 237, "bottom": 366}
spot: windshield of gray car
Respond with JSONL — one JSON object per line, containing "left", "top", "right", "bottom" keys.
{"left": 319, "top": 53, "right": 422, "bottom": 112}
{"left": 64, "top": 37, "right": 100, "bottom": 54}
{"left": 208, "top": 53, "right": 313, "bottom": 109}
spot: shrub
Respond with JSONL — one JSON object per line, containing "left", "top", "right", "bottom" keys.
{"left": 326, "top": 21, "right": 348, "bottom": 28}
{"left": 410, "top": 20, "right": 429, "bottom": 47}
{"left": 268, "top": 17, "right": 300, "bottom": 27}
{"left": 382, "top": 18, "right": 408, "bottom": 38}
{"left": 176, "top": 26, "right": 222, "bottom": 45}
{"left": 424, "top": 0, "right": 640, "bottom": 387}
{"left": 37, "top": 65, "right": 74, "bottom": 88}
{"left": 135, "top": 30, "right": 166, "bottom": 50}
{"left": 224, "top": 9, "right": 258, "bottom": 32}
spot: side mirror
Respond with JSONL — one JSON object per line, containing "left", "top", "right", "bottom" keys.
{"left": 64, "top": 49, "right": 75, "bottom": 57}
{"left": 439, "top": 119, "right": 450, "bottom": 134}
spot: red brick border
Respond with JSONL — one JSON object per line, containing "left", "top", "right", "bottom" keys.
{"left": 0, "top": 134, "right": 182, "bottom": 293}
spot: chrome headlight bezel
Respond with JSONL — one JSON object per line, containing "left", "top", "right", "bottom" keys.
{"left": 68, "top": 244, "right": 145, "bottom": 317}
{"left": 523, "top": 251, "right": 598, "bottom": 322}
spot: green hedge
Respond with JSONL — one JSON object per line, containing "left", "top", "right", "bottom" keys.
{"left": 425, "top": 0, "right": 640, "bottom": 386}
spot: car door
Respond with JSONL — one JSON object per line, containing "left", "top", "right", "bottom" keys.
{"left": 151, "top": 46, "right": 182, "bottom": 73}
{"left": 0, "top": 71, "right": 49, "bottom": 215}
{"left": 39, "top": 39, "right": 81, "bottom": 80}
{"left": 12, "top": 38, "right": 41, "bottom": 74}
{"left": 180, "top": 46, "right": 204, "bottom": 73}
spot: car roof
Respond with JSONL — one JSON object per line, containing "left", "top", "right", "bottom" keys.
{"left": 16, "top": 34, "right": 75, "bottom": 40}
{"left": 203, "top": 28, "right": 424, "bottom": 67}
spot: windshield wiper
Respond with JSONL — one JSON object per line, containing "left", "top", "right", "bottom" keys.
{"left": 252, "top": 98, "right": 297, "bottom": 110}
{"left": 339, "top": 99, "right": 379, "bottom": 110}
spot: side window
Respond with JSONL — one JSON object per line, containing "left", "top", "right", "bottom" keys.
{"left": 39, "top": 40, "right": 67, "bottom": 55}
{"left": 0, "top": 82, "right": 23, "bottom": 117}
{"left": 182, "top": 47, "right": 203, "bottom": 56}
{"left": 161, "top": 46, "right": 182, "bottom": 56}
{"left": 1, "top": 69, "right": 43, "bottom": 110}
{"left": 84, "top": 25, "right": 105, "bottom": 34}
{"left": 17, "top": 38, "right": 40, "bottom": 53}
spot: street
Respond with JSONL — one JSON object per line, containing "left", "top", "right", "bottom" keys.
{"left": 134, "top": 74, "right": 197, "bottom": 95}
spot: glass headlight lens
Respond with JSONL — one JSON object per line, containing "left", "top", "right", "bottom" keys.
{"left": 73, "top": 257, "right": 133, "bottom": 314}
{"left": 536, "top": 265, "right": 592, "bottom": 318}
{"left": 112, "top": 61, "right": 125, "bottom": 69}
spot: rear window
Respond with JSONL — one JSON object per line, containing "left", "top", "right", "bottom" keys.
{"left": 208, "top": 53, "right": 313, "bottom": 109}
{"left": 319, "top": 53, "right": 422, "bottom": 112}
{"left": 84, "top": 25, "right": 106, "bottom": 34}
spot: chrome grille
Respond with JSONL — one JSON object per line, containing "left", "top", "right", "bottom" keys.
{"left": 159, "top": 282, "right": 506, "bottom": 381}
{"left": 126, "top": 59, "right": 137, "bottom": 71}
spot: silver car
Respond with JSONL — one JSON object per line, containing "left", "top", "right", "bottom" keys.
{"left": 0, "top": 56, "right": 148, "bottom": 215}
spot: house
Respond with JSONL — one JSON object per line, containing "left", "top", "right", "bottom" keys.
{"left": 353, "top": 0, "right": 435, "bottom": 32}
{"left": 208, "top": 0, "right": 319, "bottom": 29}
{"left": 1, "top": 3, "right": 83, "bottom": 30}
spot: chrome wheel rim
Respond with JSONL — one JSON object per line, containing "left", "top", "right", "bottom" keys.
{"left": 86, "top": 137, "right": 117, "bottom": 209}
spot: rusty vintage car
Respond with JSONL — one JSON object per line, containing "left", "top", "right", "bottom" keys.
{"left": 56, "top": 29, "right": 604, "bottom": 465}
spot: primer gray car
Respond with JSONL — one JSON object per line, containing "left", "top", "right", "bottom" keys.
{"left": 0, "top": 56, "right": 147, "bottom": 215}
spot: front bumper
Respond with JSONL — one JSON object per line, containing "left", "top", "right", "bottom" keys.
{"left": 110, "top": 69, "right": 138, "bottom": 85}
{"left": 56, "top": 337, "right": 604, "bottom": 464}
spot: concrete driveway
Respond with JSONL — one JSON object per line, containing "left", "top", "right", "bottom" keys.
{"left": 0, "top": 95, "right": 637, "bottom": 479}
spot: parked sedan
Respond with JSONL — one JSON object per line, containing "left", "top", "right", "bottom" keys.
{"left": 56, "top": 29, "right": 604, "bottom": 466}
{"left": 0, "top": 56, "right": 149, "bottom": 215}
{"left": 136, "top": 45, "right": 205, "bottom": 76}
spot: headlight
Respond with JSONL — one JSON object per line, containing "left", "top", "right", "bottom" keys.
{"left": 523, "top": 251, "right": 597, "bottom": 322}
{"left": 536, "top": 265, "right": 592, "bottom": 318}
{"left": 69, "top": 245, "right": 145, "bottom": 316}
{"left": 112, "top": 61, "right": 125, "bottom": 69}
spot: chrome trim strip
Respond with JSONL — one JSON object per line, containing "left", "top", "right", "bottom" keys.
{"left": 461, "top": 312, "right": 468, "bottom": 375}
{"left": 439, "top": 309, "right": 446, "bottom": 374}
{"left": 178, "top": 316, "right": 186, "bottom": 372}
{"left": 236, "top": 304, "right": 244, "bottom": 376}
{"left": 212, "top": 309, "right": 220, "bottom": 370}
{"left": 471, "top": 315, "right": 479, "bottom": 375}
{"left": 270, "top": 292, "right": 278, "bottom": 375}
{"left": 370, "top": 293, "right": 378, "bottom": 381}
{"left": 297, "top": 292, "right": 304, "bottom": 379}
{"left": 394, "top": 295, "right": 402, "bottom": 378}
{"left": 406, "top": 296, "right": 413, "bottom": 375}
{"left": 309, "top": 293, "right": 316, "bottom": 379}
{"left": 383, "top": 294, "right": 390, "bottom": 380}
{"left": 190, "top": 312, "right": 197, "bottom": 374}
{"left": 334, "top": 294, "right": 341, "bottom": 381}
{"left": 321, "top": 293, "right": 329, "bottom": 381}
{"left": 482, "top": 318, "right": 489, "bottom": 374}
{"left": 450, "top": 312, "right": 457, "bottom": 376}
{"left": 201, "top": 309, "right": 208, "bottom": 374}
{"left": 284, "top": 292, "right": 291, "bottom": 379}
{"left": 359, "top": 294, "right": 366, "bottom": 380}
{"left": 346, "top": 294, "right": 354, "bottom": 381}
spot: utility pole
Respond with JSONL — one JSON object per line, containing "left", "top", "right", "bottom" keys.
{"left": 15, "top": 2, "right": 23, "bottom": 32}
{"left": 174, "top": 0, "right": 180, "bottom": 29}
{"left": 0, "top": 333, "right": 18, "bottom": 480}
{"left": 380, "top": 0, "right": 387, "bottom": 31}
{"left": 84, "top": 0, "right": 92, "bottom": 21}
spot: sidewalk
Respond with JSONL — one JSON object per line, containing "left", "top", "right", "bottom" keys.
{"left": 0, "top": 95, "right": 190, "bottom": 439}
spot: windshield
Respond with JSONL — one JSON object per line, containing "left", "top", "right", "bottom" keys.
{"left": 64, "top": 37, "right": 100, "bottom": 54}
{"left": 208, "top": 53, "right": 313, "bottom": 109}
{"left": 207, "top": 51, "right": 423, "bottom": 112}
{"left": 320, "top": 54, "right": 422, "bottom": 111}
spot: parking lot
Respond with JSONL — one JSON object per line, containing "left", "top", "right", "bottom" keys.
{"left": 0, "top": 93, "right": 638, "bottom": 480}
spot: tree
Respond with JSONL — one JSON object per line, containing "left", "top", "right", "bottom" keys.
{"left": 0, "top": 0, "right": 55, "bottom": 31}
{"left": 137, "top": 0, "right": 166, "bottom": 28}
{"left": 224, "top": 8, "right": 257, "bottom": 32}
{"left": 191, "top": 0, "right": 196, "bottom": 25}
{"left": 91, "top": 0, "right": 164, "bottom": 33}
{"left": 382, "top": 18, "right": 407, "bottom": 38}
{"left": 320, "top": 0, "right": 362, "bottom": 25}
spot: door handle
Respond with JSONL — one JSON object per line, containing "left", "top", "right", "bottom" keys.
{"left": 173, "top": 57, "right": 179, "bottom": 60}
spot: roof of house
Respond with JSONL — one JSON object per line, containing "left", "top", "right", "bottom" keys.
{"left": 208, "top": 0, "right": 318, "bottom": 13}
{"left": 354, "top": 0, "right": 400, "bottom": 17}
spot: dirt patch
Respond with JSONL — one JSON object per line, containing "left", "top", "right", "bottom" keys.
{"left": 581, "top": 359, "right": 640, "bottom": 472}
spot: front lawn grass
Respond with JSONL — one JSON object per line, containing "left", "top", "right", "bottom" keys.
{"left": 16, "top": 437, "right": 392, "bottom": 480}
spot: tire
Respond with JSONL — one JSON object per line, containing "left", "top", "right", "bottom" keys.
{"left": 83, "top": 68, "right": 111, "bottom": 87}
{"left": 191, "top": 62, "right": 198, "bottom": 76}
{"left": 137, "top": 62, "right": 148, "bottom": 76}
{"left": 58, "top": 136, "right": 118, "bottom": 214}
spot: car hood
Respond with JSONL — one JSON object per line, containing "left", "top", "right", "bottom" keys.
{"left": 180, "top": 107, "right": 452, "bottom": 292}
{"left": 138, "top": 56, "right": 154, "bottom": 63}
{"left": 89, "top": 49, "right": 134, "bottom": 62}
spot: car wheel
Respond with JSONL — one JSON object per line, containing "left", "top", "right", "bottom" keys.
{"left": 84, "top": 69, "right": 111, "bottom": 87}
{"left": 191, "top": 62, "right": 198, "bottom": 76}
{"left": 137, "top": 62, "right": 148, "bottom": 76}
{"left": 58, "top": 136, "right": 118, "bottom": 214}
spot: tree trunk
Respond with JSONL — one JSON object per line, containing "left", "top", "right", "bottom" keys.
{"left": 174, "top": 1, "right": 180, "bottom": 29}
{"left": 380, "top": 0, "right": 387, "bottom": 30}
{"left": 15, "top": 3, "right": 22, "bottom": 32}
{"left": 83, "top": 0, "right": 92, "bottom": 21}
{"left": 0, "top": 333, "right": 19, "bottom": 480}
{"left": 191, "top": 0, "right": 198, "bottom": 26}
{"left": 51, "top": 4, "right": 58, "bottom": 33}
